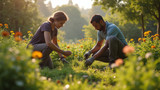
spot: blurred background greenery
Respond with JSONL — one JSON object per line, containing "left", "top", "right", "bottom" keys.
{"left": 0, "top": 0, "right": 159, "bottom": 42}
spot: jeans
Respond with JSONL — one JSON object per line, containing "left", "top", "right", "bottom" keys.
{"left": 93, "top": 36, "right": 126, "bottom": 63}
{"left": 33, "top": 43, "right": 53, "bottom": 69}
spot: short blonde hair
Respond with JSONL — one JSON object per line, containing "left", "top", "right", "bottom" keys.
{"left": 49, "top": 11, "right": 69, "bottom": 22}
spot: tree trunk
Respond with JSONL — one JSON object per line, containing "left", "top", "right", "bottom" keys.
{"left": 157, "top": 7, "right": 160, "bottom": 37}
{"left": 141, "top": 14, "right": 145, "bottom": 38}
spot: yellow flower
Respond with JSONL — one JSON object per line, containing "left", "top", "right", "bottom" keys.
{"left": 148, "top": 31, "right": 151, "bottom": 33}
{"left": 130, "top": 39, "right": 134, "bottom": 41}
{"left": 80, "top": 45, "right": 83, "bottom": 48}
{"left": 144, "top": 32, "right": 149, "bottom": 36}
{"left": 27, "top": 31, "right": 31, "bottom": 33}
{"left": 10, "top": 31, "right": 14, "bottom": 33}
{"left": 32, "top": 51, "right": 43, "bottom": 59}
{"left": 138, "top": 38, "right": 141, "bottom": 41}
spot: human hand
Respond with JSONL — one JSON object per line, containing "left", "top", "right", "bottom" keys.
{"left": 84, "top": 51, "right": 92, "bottom": 60}
{"left": 63, "top": 51, "right": 72, "bottom": 56}
{"left": 85, "top": 57, "right": 95, "bottom": 67}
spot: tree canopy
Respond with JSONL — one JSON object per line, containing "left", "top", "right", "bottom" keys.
{"left": 0, "top": 0, "right": 42, "bottom": 35}
{"left": 53, "top": 5, "right": 88, "bottom": 41}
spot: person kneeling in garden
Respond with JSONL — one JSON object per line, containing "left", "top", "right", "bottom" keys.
{"left": 84, "top": 15, "right": 127, "bottom": 67}
{"left": 28, "top": 11, "right": 72, "bottom": 69}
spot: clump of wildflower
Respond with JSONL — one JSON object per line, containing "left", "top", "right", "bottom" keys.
{"left": 15, "top": 36, "right": 22, "bottom": 42}
{"left": 2, "top": 31, "right": 10, "bottom": 37}
{"left": 138, "top": 38, "right": 142, "bottom": 41}
{"left": 151, "top": 45, "right": 156, "bottom": 48}
{"left": 14, "top": 31, "right": 22, "bottom": 37}
{"left": 32, "top": 51, "right": 43, "bottom": 59}
{"left": 123, "top": 46, "right": 135, "bottom": 55}
{"left": 130, "top": 38, "right": 134, "bottom": 41}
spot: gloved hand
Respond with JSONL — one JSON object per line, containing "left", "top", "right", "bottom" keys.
{"left": 60, "top": 57, "right": 69, "bottom": 64}
{"left": 84, "top": 51, "right": 92, "bottom": 60}
{"left": 85, "top": 57, "right": 95, "bottom": 67}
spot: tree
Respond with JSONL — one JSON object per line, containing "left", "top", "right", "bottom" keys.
{"left": 0, "top": 0, "right": 42, "bottom": 35}
{"left": 89, "top": 5, "right": 106, "bottom": 17}
{"left": 82, "top": 12, "right": 142, "bottom": 42}
{"left": 37, "top": 0, "right": 51, "bottom": 17}
{"left": 53, "top": 5, "right": 88, "bottom": 41}
{"left": 93, "top": 0, "right": 160, "bottom": 37}
{"left": 82, "top": 24, "right": 97, "bottom": 40}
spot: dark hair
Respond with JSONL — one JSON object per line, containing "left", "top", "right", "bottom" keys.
{"left": 90, "top": 15, "right": 104, "bottom": 23}
{"left": 48, "top": 11, "right": 69, "bottom": 23}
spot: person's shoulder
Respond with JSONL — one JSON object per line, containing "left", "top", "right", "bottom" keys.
{"left": 42, "top": 21, "right": 50, "bottom": 26}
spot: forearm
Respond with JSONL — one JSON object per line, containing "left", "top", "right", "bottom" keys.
{"left": 93, "top": 44, "right": 108, "bottom": 59}
{"left": 90, "top": 45, "right": 101, "bottom": 53}
{"left": 55, "top": 44, "right": 64, "bottom": 58}
{"left": 47, "top": 42, "right": 64, "bottom": 54}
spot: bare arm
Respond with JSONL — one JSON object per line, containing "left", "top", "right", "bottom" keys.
{"left": 90, "top": 40, "right": 104, "bottom": 53}
{"left": 93, "top": 40, "right": 108, "bottom": 59}
{"left": 44, "top": 31, "right": 69, "bottom": 55}
{"left": 52, "top": 36, "right": 64, "bottom": 58}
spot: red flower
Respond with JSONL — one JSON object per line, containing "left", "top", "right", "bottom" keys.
{"left": 2, "top": 31, "right": 10, "bottom": 37}
{"left": 14, "top": 31, "right": 22, "bottom": 37}
{"left": 57, "top": 80, "right": 60, "bottom": 84}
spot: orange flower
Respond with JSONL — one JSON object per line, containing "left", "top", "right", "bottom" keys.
{"left": 4, "top": 24, "right": 8, "bottom": 27}
{"left": 4, "top": 24, "right": 8, "bottom": 28}
{"left": 151, "top": 45, "right": 155, "bottom": 48}
{"left": 67, "top": 45, "right": 70, "bottom": 48}
{"left": 154, "top": 34, "right": 159, "bottom": 37}
{"left": 32, "top": 51, "right": 43, "bottom": 59}
{"left": 143, "top": 38, "right": 146, "bottom": 42}
{"left": 0, "top": 23, "right": 3, "bottom": 27}
{"left": 29, "top": 34, "right": 33, "bottom": 37}
{"left": 57, "top": 39, "right": 60, "bottom": 42}
{"left": 115, "top": 58, "right": 123, "bottom": 66}
{"left": 1, "top": 31, "right": 10, "bottom": 37}
{"left": 153, "top": 37, "right": 156, "bottom": 40}
{"left": 64, "top": 55, "right": 67, "bottom": 58}
{"left": 138, "top": 38, "right": 141, "bottom": 41}
{"left": 151, "top": 35, "right": 155, "bottom": 38}
{"left": 14, "top": 31, "right": 22, "bottom": 37}
{"left": 15, "top": 36, "right": 22, "bottom": 42}
{"left": 75, "top": 55, "right": 77, "bottom": 57}
{"left": 123, "top": 46, "right": 135, "bottom": 55}
{"left": 130, "top": 39, "right": 134, "bottom": 41}
{"left": 80, "top": 45, "right": 83, "bottom": 48}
